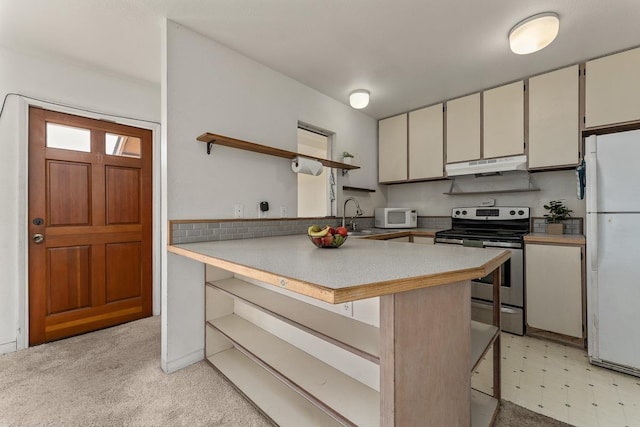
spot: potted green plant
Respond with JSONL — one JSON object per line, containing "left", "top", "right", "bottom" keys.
{"left": 543, "top": 200, "right": 573, "bottom": 235}
{"left": 342, "top": 151, "right": 355, "bottom": 165}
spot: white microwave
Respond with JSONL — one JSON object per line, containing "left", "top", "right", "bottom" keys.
{"left": 374, "top": 208, "right": 418, "bottom": 228}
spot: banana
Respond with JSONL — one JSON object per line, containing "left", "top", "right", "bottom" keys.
{"left": 308, "top": 225, "right": 322, "bottom": 234}
{"left": 308, "top": 225, "right": 330, "bottom": 237}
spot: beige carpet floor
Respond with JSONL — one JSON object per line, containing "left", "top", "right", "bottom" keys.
{"left": 0, "top": 316, "right": 571, "bottom": 426}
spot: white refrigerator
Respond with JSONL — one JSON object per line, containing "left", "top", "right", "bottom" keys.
{"left": 586, "top": 130, "right": 640, "bottom": 377}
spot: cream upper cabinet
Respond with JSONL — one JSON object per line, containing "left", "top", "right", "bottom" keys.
{"left": 378, "top": 113, "right": 407, "bottom": 183}
{"left": 586, "top": 47, "right": 640, "bottom": 128}
{"left": 446, "top": 93, "right": 481, "bottom": 163}
{"left": 408, "top": 104, "right": 443, "bottom": 180}
{"left": 528, "top": 65, "right": 580, "bottom": 169}
{"left": 483, "top": 81, "right": 525, "bottom": 159}
{"left": 525, "top": 243, "right": 583, "bottom": 338}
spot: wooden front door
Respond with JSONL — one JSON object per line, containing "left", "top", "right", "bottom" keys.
{"left": 28, "top": 107, "right": 153, "bottom": 345}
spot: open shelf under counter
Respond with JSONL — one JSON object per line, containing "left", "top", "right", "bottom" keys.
{"left": 471, "top": 389, "right": 500, "bottom": 427}
{"left": 207, "top": 346, "right": 344, "bottom": 427}
{"left": 207, "top": 278, "right": 379, "bottom": 363}
{"left": 207, "top": 315, "right": 380, "bottom": 427}
{"left": 471, "top": 321, "right": 499, "bottom": 372}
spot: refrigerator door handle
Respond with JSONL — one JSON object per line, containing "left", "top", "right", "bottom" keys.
{"left": 586, "top": 135, "right": 597, "bottom": 214}
{"left": 585, "top": 135, "right": 598, "bottom": 271}
{"left": 589, "top": 213, "right": 598, "bottom": 271}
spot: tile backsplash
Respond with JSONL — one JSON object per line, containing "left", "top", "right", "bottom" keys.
{"left": 171, "top": 217, "right": 375, "bottom": 245}
{"left": 170, "top": 216, "right": 581, "bottom": 245}
{"left": 170, "top": 216, "right": 452, "bottom": 244}
{"left": 531, "top": 217, "right": 583, "bottom": 235}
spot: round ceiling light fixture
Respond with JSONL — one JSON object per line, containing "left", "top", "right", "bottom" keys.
{"left": 349, "top": 89, "right": 370, "bottom": 109}
{"left": 509, "top": 12, "right": 560, "bottom": 55}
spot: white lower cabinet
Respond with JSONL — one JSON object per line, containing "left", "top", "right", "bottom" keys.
{"left": 204, "top": 264, "right": 500, "bottom": 426}
{"left": 412, "top": 236, "right": 434, "bottom": 245}
{"left": 525, "top": 243, "right": 583, "bottom": 339}
{"left": 384, "top": 236, "right": 410, "bottom": 242}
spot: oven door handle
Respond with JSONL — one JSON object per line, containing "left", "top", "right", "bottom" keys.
{"left": 436, "top": 239, "right": 522, "bottom": 249}
{"left": 435, "top": 238, "right": 464, "bottom": 245}
{"left": 471, "top": 301, "right": 520, "bottom": 314}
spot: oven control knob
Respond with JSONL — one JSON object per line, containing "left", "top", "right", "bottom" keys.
{"left": 461, "top": 210, "right": 467, "bottom": 215}
{"left": 455, "top": 210, "right": 460, "bottom": 215}
{"left": 518, "top": 210, "right": 525, "bottom": 216}
{"left": 510, "top": 210, "right": 516, "bottom": 215}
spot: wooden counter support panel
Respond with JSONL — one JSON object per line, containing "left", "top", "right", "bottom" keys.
{"left": 381, "top": 281, "right": 471, "bottom": 426}
{"left": 492, "top": 267, "right": 502, "bottom": 400}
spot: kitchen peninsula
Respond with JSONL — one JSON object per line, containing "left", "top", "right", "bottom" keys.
{"left": 168, "top": 235, "right": 510, "bottom": 426}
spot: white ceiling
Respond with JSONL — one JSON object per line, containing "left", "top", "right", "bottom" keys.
{"left": 2, "top": 0, "right": 639, "bottom": 119}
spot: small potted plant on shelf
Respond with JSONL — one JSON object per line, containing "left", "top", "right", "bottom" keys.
{"left": 342, "top": 151, "right": 355, "bottom": 165}
{"left": 543, "top": 200, "right": 573, "bottom": 235}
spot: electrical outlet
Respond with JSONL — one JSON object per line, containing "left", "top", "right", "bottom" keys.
{"left": 234, "top": 204, "right": 243, "bottom": 218}
{"left": 341, "top": 302, "right": 353, "bottom": 316}
{"left": 280, "top": 206, "right": 288, "bottom": 217}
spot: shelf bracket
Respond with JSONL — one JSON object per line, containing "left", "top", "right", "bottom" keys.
{"left": 206, "top": 141, "right": 215, "bottom": 155}
{"left": 341, "top": 169, "right": 349, "bottom": 176}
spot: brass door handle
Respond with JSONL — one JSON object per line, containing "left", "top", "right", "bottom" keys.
{"left": 33, "top": 233, "right": 44, "bottom": 244}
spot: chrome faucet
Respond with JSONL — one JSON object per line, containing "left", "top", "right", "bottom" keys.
{"left": 342, "top": 197, "right": 364, "bottom": 230}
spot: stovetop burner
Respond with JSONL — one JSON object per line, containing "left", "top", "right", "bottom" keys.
{"left": 436, "top": 206, "right": 530, "bottom": 244}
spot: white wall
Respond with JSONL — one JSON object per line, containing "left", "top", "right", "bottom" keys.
{"left": 386, "top": 170, "right": 586, "bottom": 219}
{"left": 164, "top": 23, "right": 382, "bottom": 221}
{"left": 162, "top": 20, "right": 381, "bottom": 371}
{"left": 0, "top": 45, "right": 160, "bottom": 353}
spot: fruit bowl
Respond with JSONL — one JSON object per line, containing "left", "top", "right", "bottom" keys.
{"left": 307, "top": 234, "right": 348, "bottom": 249}
{"left": 307, "top": 225, "right": 348, "bottom": 249}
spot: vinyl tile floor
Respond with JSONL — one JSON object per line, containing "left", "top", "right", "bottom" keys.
{"left": 472, "top": 333, "right": 640, "bottom": 427}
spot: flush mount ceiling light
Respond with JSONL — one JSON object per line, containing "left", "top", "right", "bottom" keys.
{"left": 349, "top": 89, "right": 370, "bottom": 109}
{"left": 509, "top": 12, "right": 560, "bottom": 55}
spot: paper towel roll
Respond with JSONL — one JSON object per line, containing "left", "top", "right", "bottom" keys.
{"left": 291, "top": 156, "right": 323, "bottom": 176}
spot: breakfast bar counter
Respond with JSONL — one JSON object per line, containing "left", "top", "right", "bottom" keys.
{"left": 167, "top": 235, "right": 510, "bottom": 426}
{"left": 168, "top": 235, "right": 509, "bottom": 303}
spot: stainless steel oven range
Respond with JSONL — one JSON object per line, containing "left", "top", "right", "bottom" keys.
{"left": 435, "top": 206, "right": 529, "bottom": 335}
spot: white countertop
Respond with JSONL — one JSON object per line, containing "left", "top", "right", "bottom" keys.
{"left": 169, "top": 235, "right": 510, "bottom": 303}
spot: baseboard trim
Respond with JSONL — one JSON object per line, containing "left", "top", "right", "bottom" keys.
{"left": 0, "top": 340, "right": 17, "bottom": 355}
{"left": 162, "top": 348, "right": 204, "bottom": 373}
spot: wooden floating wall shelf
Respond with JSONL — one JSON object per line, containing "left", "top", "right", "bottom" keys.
{"left": 197, "top": 132, "right": 360, "bottom": 171}
{"left": 342, "top": 186, "right": 376, "bottom": 193}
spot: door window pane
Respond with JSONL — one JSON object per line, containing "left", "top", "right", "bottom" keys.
{"left": 106, "top": 133, "right": 142, "bottom": 158}
{"left": 46, "top": 123, "right": 91, "bottom": 152}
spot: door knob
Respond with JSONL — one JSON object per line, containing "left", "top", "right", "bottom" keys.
{"left": 33, "top": 233, "right": 44, "bottom": 244}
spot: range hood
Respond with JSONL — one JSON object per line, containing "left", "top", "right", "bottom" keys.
{"left": 445, "top": 155, "right": 527, "bottom": 177}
